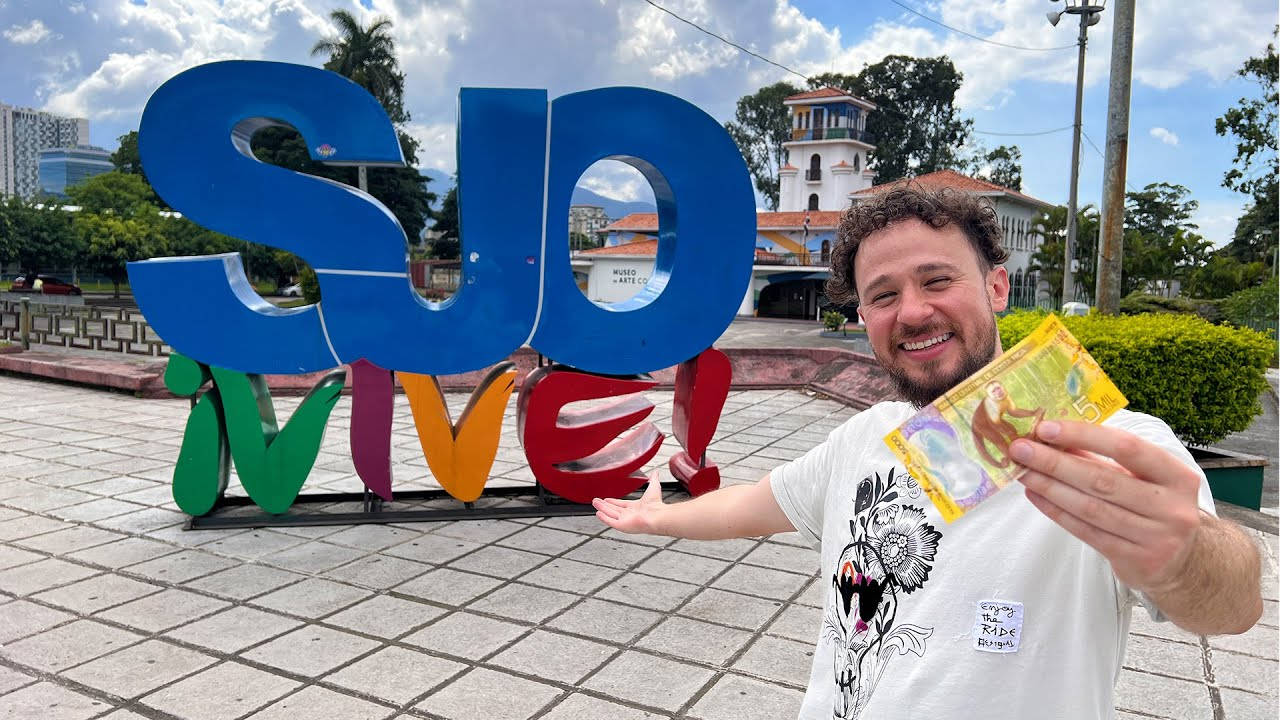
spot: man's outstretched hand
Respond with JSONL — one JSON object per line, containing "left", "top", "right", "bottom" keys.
{"left": 592, "top": 472, "right": 666, "bottom": 535}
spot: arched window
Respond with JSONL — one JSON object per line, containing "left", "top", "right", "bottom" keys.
{"left": 821, "top": 239, "right": 831, "bottom": 264}
{"left": 808, "top": 194, "right": 820, "bottom": 211}
{"left": 808, "top": 154, "right": 822, "bottom": 181}
{"left": 852, "top": 154, "right": 860, "bottom": 172}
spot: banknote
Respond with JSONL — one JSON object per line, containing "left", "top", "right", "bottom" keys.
{"left": 884, "top": 314, "right": 1128, "bottom": 523}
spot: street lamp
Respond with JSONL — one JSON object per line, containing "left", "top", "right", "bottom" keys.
{"left": 1048, "top": 0, "right": 1105, "bottom": 306}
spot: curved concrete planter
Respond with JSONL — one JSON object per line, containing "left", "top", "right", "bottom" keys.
{"left": 1191, "top": 446, "right": 1267, "bottom": 510}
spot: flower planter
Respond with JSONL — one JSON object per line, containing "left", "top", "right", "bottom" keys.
{"left": 1190, "top": 446, "right": 1267, "bottom": 511}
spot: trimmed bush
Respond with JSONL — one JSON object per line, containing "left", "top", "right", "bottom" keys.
{"left": 1218, "top": 276, "right": 1278, "bottom": 332}
{"left": 998, "top": 310, "right": 1273, "bottom": 446}
{"left": 1118, "top": 292, "right": 1222, "bottom": 324}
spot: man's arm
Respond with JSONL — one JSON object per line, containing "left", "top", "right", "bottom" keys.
{"left": 592, "top": 473, "right": 795, "bottom": 540}
{"left": 1010, "top": 420, "right": 1263, "bottom": 636}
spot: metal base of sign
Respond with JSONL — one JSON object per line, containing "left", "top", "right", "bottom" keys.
{"left": 184, "top": 481, "right": 687, "bottom": 530}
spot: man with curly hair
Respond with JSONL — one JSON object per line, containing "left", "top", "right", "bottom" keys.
{"left": 594, "top": 185, "right": 1262, "bottom": 719}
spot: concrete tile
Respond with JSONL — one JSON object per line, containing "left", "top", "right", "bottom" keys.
{"left": 468, "top": 582, "right": 577, "bottom": 623}
{"left": 542, "top": 693, "right": 669, "bottom": 720}
{"left": 1218, "top": 688, "right": 1277, "bottom": 720}
{"left": 61, "top": 639, "right": 217, "bottom": 699}
{"left": 195, "top": 528, "right": 305, "bottom": 559}
{"left": 669, "top": 537, "right": 758, "bottom": 562}
{"left": 688, "top": 673, "right": 805, "bottom": 720}
{"left": 259, "top": 540, "right": 368, "bottom": 574}
{"left": 401, "top": 611, "right": 526, "bottom": 661}
{"left": 416, "top": 667, "right": 560, "bottom": 720}
{"left": 3, "top": 486, "right": 98, "bottom": 512}
{"left": 33, "top": 573, "right": 162, "bottom": 614}
{"left": 251, "top": 577, "right": 372, "bottom": 619}
{"left": 0, "top": 664, "right": 35, "bottom": 694}
{"left": 448, "top": 545, "right": 549, "bottom": 578}
{"left": 122, "top": 549, "right": 239, "bottom": 584}
{"left": 1210, "top": 623, "right": 1279, "bottom": 660}
{"left": 322, "top": 523, "right": 422, "bottom": 552}
{"left": 679, "top": 588, "right": 783, "bottom": 631}
{"left": 711, "top": 564, "right": 810, "bottom": 602}
{"left": 536, "top": 515, "right": 606, "bottom": 536}
{"left": 497, "top": 525, "right": 588, "bottom": 556}
{"left": 0, "top": 557, "right": 98, "bottom": 595}
{"left": 95, "top": 587, "right": 230, "bottom": 632}
{"left": 491, "top": 629, "right": 617, "bottom": 684}
{"left": 12, "top": 524, "right": 125, "bottom": 554}
{"left": 1113, "top": 668, "right": 1211, "bottom": 720}
{"left": 584, "top": 650, "right": 716, "bottom": 713}
{"left": 323, "top": 555, "right": 434, "bottom": 590}
{"left": 1129, "top": 606, "right": 1201, "bottom": 644}
{"left": 429, "top": 519, "right": 525, "bottom": 545}
{"left": 741, "top": 542, "right": 820, "bottom": 574}
{"left": 1212, "top": 649, "right": 1279, "bottom": 698}
{"left": 1, "top": 619, "right": 144, "bottom": 672}
{"left": 324, "top": 594, "right": 446, "bottom": 640}
{"left": 548, "top": 598, "right": 663, "bottom": 644}
{"left": 595, "top": 572, "right": 699, "bottom": 612}
{"left": 251, "top": 685, "right": 395, "bottom": 720}
{"left": 49, "top": 498, "right": 150, "bottom": 523}
{"left": 564, "top": 537, "right": 657, "bottom": 569}
{"left": 65, "top": 537, "right": 180, "bottom": 569}
{"left": 0, "top": 681, "right": 110, "bottom": 720}
{"left": 765, "top": 603, "right": 821, "bottom": 644}
{"left": 241, "top": 624, "right": 381, "bottom": 676}
{"left": 394, "top": 567, "right": 503, "bottom": 606}
{"left": 1121, "top": 634, "right": 1204, "bottom": 681}
{"left": 0, "top": 599, "right": 74, "bottom": 644}
{"left": 141, "top": 661, "right": 301, "bottom": 720}
{"left": 325, "top": 645, "right": 466, "bottom": 705}
{"left": 93, "top": 506, "right": 187, "bottom": 534}
{"left": 383, "top": 532, "right": 482, "bottom": 565}
{"left": 165, "top": 605, "right": 304, "bottom": 654}
{"left": 732, "top": 635, "right": 813, "bottom": 687}
{"left": 634, "top": 550, "right": 730, "bottom": 585}
{"left": 522, "top": 557, "right": 622, "bottom": 595}
{"left": 182, "top": 563, "right": 305, "bottom": 600}
{"left": 0, "top": 513, "right": 71, "bottom": 541}
{"left": 0, "top": 544, "right": 42, "bottom": 570}
{"left": 636, "top": 616, "right": 753, "bottom": 666}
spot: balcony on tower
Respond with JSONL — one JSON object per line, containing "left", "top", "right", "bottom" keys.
{"left": 777, "top": 87, "right": 878, "bottom": 213}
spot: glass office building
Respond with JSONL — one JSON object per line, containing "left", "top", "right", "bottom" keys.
{"left": 38, "top": 145, "right": 113, "bottom": 198}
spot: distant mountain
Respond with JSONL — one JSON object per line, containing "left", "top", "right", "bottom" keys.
{"left": 569, "top": 186, "right": 656, "bottom": 220}
{"left": 416, "top": 168, "right": 657, "bottom": 221}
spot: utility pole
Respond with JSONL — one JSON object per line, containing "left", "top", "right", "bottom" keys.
{"left": 1063, "top": 13, "right": 1089, "bottom": 307}
{"left": 1096, "top": 0, "right": 1135, "bottom": 314}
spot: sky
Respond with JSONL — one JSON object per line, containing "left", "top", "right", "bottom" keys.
{"left": 0, "top": 0, "right": 1274, "bottom": 247}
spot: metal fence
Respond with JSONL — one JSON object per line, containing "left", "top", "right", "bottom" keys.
{"left": 0, "top": 298, "right": 169, "bottom": 356}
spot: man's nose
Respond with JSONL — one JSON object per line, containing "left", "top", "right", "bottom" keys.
{"left": 896, "top": 286, "right": 934, "bottom": 326}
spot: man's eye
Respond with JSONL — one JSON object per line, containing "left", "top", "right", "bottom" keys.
{"left": 872, "top": 292, "right": 895, "bottom": 304}
{"left": 926, "top": 277, "right": 951, "bottom": 287}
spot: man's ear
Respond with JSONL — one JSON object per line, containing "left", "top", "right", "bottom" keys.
{"left": 988, "top": 266, "right": 1010, "bottom": 313}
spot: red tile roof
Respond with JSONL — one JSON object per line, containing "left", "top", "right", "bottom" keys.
{"left": 603, "top": 210, "right": 846, "bottom": 233}
{"left": 850, "top": 169, "right": 1052, "bottom": 209}
{"left": 785, "top": 87, "right": 852, "bottom": 101}
{"left": 578, "top": 239, "right": 792, "bottom": 262}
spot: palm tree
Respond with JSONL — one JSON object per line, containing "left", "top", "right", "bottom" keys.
{"left": 311, "top": 10, "right": 408, "bottom": 124}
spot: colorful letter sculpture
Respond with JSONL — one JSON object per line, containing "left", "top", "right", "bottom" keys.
{"left": 669, "top": 349, "right": 732, "bottom": 496}
{"left": 401, "top": 363, "right": 518, "bottom": 503}
{"left": 128, "top": 60, "right": 761, "bottom": 521}
{"left": 165, "top": 353, "right": 346, "bottom": 515}
{"left": 517, "top": 366, "right": 665, "bottom": 504}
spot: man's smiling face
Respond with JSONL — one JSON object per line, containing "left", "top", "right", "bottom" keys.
{"left": 854, "top": 218, "right": 1010, "bottom": 407}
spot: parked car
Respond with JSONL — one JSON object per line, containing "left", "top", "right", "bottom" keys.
{"left": 9, "top": 275, "right": 82, "bottom": 295}
{"left": 280, "top": 283, "right": 303, "bottom": 297}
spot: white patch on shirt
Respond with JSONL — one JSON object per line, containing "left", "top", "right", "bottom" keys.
{"left": 973, "top": 600, "right": 1023, "bottom": 653}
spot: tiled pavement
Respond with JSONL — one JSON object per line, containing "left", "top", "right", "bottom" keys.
{"left": 0, "top": 375, "right": 1275, "bottom": 719}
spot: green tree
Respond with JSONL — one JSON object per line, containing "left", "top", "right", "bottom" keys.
{"left": 1215, "top": 30, "right": 1278, "bottom": 199}
{"left": 723, "top": 81, "right": 800, "bottom": 210}
{"left": 1124, "top": 182, "right": 1198, "bottom": 238}
{"left": 65, "top": 171, "right": 157, "bottom": 216}
{"left": 1226, "top": 182, "right": 1277, "bottom": 267}
{"left": 74, "top": 212, "right": 167, "bottom": 297}
{"left": 813, "top": 57, "right": 973, "bottom": 182}
{"left": 430, "top": 184, "right": 461, "bottom": 259}
{"left": 0, "top": 196, "right": 80, "bottom": 276}
{"left": 966, "top": 143, "right": 1023, "bottom": 191}
{"left": 1029, "top": 204, "right": 1099, "bottom": 306}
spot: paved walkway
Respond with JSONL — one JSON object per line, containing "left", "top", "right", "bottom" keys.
{"left": 0, "top": 375, "right": 1275, "bottom": 719}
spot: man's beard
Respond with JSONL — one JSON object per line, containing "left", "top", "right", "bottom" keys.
{"left": 878, "top": 318, "right": 999, "bottom": 408}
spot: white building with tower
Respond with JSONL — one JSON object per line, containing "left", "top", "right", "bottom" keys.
{"left": 777, "top": 87, "right": 878, "bottom": 212}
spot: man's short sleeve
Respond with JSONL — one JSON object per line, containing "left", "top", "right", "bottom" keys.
{"left": 1106, "top": 410, "right": 1218, "bottom": 620}
{"left": 770, "top": 413, "right": 868, "bottom": 549}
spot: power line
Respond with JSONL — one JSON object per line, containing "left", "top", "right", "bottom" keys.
{"left": 975, "top": 125, "right": 1074, "bottom": 137}
{"left": 888, "top": 0, "right": 1077, "bottom": 52}
{"left": 640, "top": 0, "right": 809, "bottom": 82}
{"left": 1081, "top": 129, "right": 1141, "bottom": 193}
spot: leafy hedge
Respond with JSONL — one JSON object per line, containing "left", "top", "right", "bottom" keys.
{"left": 1117, "top": 292, "right": 1222, "bottom": 324}
{"left": 1218, "top": 276, "right": 1278, "bottom": 331}
{"left": 997, "top": 310, "right": 1273, "bottom": 446}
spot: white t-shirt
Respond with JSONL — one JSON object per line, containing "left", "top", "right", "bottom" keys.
{"left": 770, "top": 403, "right": 1216, "bottom": 720}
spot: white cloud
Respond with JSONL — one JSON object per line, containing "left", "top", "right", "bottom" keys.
{"left": 1149, "top": 127, "right": 1179, "bottom": 146}
{"left": 1193, "top": 198, "right": 1249, "bottom": 248}
{"left": 576, "top": 160, "right": 655, "bottom": 203}
{"left": 4, "top": 19, "right": 54, "bottom": 44}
